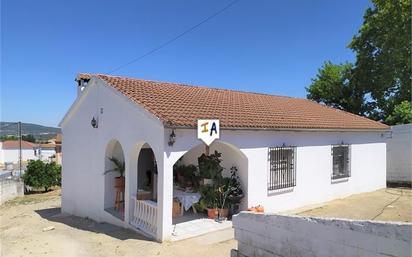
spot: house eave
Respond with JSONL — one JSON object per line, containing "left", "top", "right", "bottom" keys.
{"left": 164, "top": 124, "right": 390, "bottom": 133}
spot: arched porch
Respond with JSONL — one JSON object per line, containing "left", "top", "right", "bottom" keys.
{"left": 170, "top": 140, "right": 248, "bottom": 240}
{"left": 103, "top": 139, "right": 126, "bottom": 220}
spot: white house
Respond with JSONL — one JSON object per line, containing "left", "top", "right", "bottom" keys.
{"left": 0, "top": 141, "right": 57, "bottom": 166}
{"left": 34, "top": 144, "right": 57, "bottom": 162}
{"left": 0, "top": 140, "right": 37, "bottom": 165}
{"left": 60, "top": 73, "right": 389, "bottom": 241}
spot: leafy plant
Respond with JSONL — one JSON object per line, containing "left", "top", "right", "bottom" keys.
{"left": 174, "top": 163, "right": 200, "bottom": 188}
{"left": 385, "top": 101, "right": 412, "bottom": 125}
{"left": 104, "top": 157, "right": 125, "bottom": 177}
{"left": 217, "top": 177, "right": 232, "bottom": 209}
{"left": 198, "top": 151, "right": 224, "bottom": 180}
{"left": 198, "top": 185, "right": 218, "bottom": 209}
{"left": 182, "top": 164, "right": 200, "bottom": 187}
{"left": 23, "top": 160, "right": 61, "bottom": 192}
{"left": 227, "top": 166, "right": 243, "bottom": 202}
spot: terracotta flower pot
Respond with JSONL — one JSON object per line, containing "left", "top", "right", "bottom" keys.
{"left": 218, "top": 208, "right": 229, "bottom": 218}
{"left": 247, "top": 207, "right": 256, "bottom": 212}
{"left": 256, "top": 205, "right": 265, "bottom": 213}
{"left": 114, "top": 176, "right": 125, "bottom": 189}
{"left": 207, "top": 208, "right": 218, "bottom": 219}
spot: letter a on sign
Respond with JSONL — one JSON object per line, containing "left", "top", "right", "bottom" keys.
{"left": 197, "top": 119, "right": 220, "bottom": 146}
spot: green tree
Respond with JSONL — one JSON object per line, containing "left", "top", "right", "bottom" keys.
{"left": 349, "top": 0, "right": 411, "bottom": 121}
{"left": 307, "top": 0, "right": 411, "bottom": 124}
{"left": 23, "top": 160, "right": 61, "bottom": 192}
{"left": 385, "top": 101, "right": 412, "bottom": 125}
{"left": 0, "top": 135, "right": 18, "bottom": 141}
{"left": 22, "top": 134, "right": 36, "bottom": 143}
{"left": 306, "top": 61, "right": 367, "bottom": 115}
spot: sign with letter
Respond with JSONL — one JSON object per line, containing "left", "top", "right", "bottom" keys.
{"left": 197, "top": 119, "right": 220, "bottom": 146}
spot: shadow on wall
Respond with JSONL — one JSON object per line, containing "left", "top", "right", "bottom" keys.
{"left": 35, "top": 207, "right": 152, "bottom": 241}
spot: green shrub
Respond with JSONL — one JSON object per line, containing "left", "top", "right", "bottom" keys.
{"left": 23, "top": 160, "right": 61, "bottom": 192}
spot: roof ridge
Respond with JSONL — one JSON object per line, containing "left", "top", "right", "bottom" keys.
{"left": 91, "top": 73, "right": 300, "bottom": 100}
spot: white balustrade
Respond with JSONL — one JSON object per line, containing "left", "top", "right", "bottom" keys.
{"left": 130, "top": 197, "right": 157, "bottom": 237}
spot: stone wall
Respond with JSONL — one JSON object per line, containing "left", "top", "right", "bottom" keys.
{"left": 233, "top": 212, "right": 412, "bottom": 257}
{"left": 0, "top": 179, "right": 24, "bottom": 204}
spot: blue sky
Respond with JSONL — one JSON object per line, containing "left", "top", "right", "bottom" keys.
{"left": 1, "top": 0, "right": 370, "bottom": 127}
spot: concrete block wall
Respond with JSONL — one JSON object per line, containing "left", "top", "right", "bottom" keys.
{"left": 0, "top": 179, "right": 24, "bottom": 204}
{"left": 387, "top": 124, "right": 412, "bottom": 185}
{"left": 233, "top": 212, "right": 412, "bottom": 257}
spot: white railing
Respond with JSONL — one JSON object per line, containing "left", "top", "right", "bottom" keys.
{"left": 130, "top": 197, "right": 157, "bottom": 237}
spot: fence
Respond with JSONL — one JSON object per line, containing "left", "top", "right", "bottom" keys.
{"left": 0, "top": 178, "right": 24, "bottom": 204}
{"left": 232, "top": 212, "right": 412, "bottom": 257}
{"left": 130, "top": 197, "right": 158, "bottom": 238}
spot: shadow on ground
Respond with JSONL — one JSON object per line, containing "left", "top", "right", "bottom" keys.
{"left": 35, "top": 207, "right": 152, "bottom": 241}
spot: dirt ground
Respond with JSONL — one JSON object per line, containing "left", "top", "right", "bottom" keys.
{"left": 2, "top": 188, "right": 411, "bottom": 257}
{"left": 0, "top": 190, "right": 236, "bottom": 257}
{"left": 294, "top": 188, "right": 412, "bottom": 222}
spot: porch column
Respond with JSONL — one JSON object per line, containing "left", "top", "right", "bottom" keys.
{"left": 124, "top": 153, "right": 133, "bottom": 225}
{"left": 156, "top": 155, "right": 173, "bottom": 241}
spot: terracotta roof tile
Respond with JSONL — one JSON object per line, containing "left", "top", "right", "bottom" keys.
{"left": 78, "top": 73, "right": 389, "bottom": 131}
{"left": 1, "top": 140, "right": 34, "bottom": 149}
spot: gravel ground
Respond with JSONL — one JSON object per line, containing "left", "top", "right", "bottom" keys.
{"left": 0, "top": 189, "right": 235, "bottom": 257}
{"left": 294, "top": 188, "right": 412, "bottom": 222}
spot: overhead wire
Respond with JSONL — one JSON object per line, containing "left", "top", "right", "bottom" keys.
{"left": 107, "top": 0, "right": 239, "bottom": 74}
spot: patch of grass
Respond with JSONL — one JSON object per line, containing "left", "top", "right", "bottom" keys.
{"left": 2, "top": 188, "right": 61, "bottom": 207}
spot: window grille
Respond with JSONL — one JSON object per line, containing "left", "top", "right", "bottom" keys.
{"left": 268, "top": 146, "right": 296, "bottom": 191}
{"left": 332, "top": 145, "right": 350, "bottom": 179}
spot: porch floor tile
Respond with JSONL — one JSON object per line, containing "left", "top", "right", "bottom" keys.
{"left": 171, "top": 217, "right": 232, "bottom": 241}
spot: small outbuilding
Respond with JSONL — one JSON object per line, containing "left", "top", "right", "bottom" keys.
{"left": 60, "top": 73, "right": 389, "bottom": 241}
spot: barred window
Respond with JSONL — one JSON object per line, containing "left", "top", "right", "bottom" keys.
{"left": 332, "top": 145, "right": 350, "bottom": 180}
{"left": 268, "top": 146, "right": 296, "bottom": 191}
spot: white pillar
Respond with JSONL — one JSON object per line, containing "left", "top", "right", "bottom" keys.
{"left": 156, "top": 155, "right": 173, "bottom": 241}
{"left": 124, "top": 154, "right": 131, "bottom": 225}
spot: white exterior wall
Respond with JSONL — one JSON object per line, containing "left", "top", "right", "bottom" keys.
{"left": 38, "top": 149, "right": 56, "bottom": 162}
{"left": 60, "top": 78, "right": 166, "bottom": 239}
{"left": 166, "top": 129, "right": 386, "bottom": 214}
{"left": 387, "top": 124, "right": 412, "bottom": 184}
{"left": 0, "top": 149, "right": 37, "bottom": 164}
{"left": 233, "top": 212, "right": 412, "bottom": 257}
{"left": 0, "top": 179, "right": 24, "bottom": 204}
{"left": 61, "top": 76, "right": 387, "bottom": 242}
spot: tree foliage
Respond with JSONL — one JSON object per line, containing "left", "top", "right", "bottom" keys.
{"left": 0, "top": 134, "right": 36, "bottom": 142}
{"left": 23, "top": 160, "right": 61, "bottom": 192}
{"left": 306, "top": 61, "right": 367, "bottom": 116}
{"left": 307, "top": 0, "right": 411, "bottom": 125}
{"left": 22, "top": 134, "right": 36, "bottom": 143}
{"left": 385, "top": 101, "right": 412, "bottom": 125}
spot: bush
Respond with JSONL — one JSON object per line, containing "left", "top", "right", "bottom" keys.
{"left": 23, "top": 160, "right": 61, "bottom": 192}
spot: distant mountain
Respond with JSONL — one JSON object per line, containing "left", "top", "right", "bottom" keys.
{"left": 0, "top": 122, "right": 60, "bottom": 140}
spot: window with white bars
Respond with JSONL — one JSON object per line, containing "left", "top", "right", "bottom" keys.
{"left": 332, "top": 145, "right": 350, "bottom": 179}
{"left": 268, "top": 146, "right": 296, "bottom": 191}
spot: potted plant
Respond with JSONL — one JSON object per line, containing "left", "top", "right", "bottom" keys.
{"left": 198, "top": 151, "right": 224, "bottom": 185}
{"left": 216, "top": 177, "right": 232, "bottom": 220}
{"left": 226, "top": 166, "right": 244, "bottom": 216}
{"left": 227, "top": 166, "right": 244, "bottom": 213}
{"left": 182, "top": 164, "right": 199, "bottom": 189}
{"left": 104, "top": 157, "right": 125, "bottom": 189}
{"left": 199, "top": 185, "right": 218, "bottom": 219}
